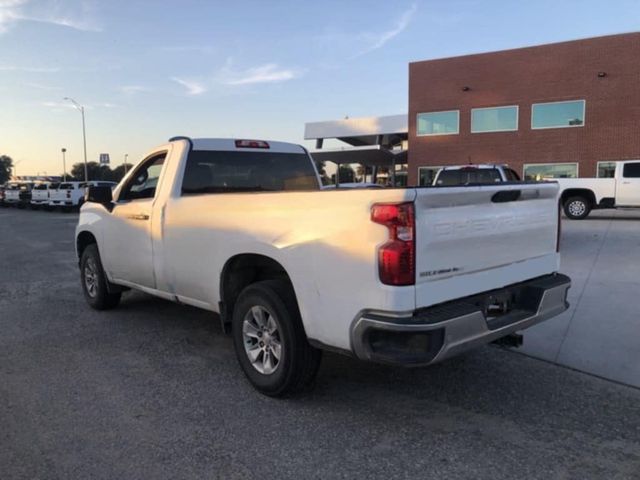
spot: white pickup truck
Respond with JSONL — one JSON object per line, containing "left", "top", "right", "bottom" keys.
{"left": 75, "top": 137, "right": 570, "bottom": 396}
{"left": 557, "top": 160, "right": 640, "bottom": 219}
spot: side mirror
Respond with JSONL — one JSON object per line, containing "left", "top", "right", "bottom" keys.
{"left": 86, "top": 185, "right": 112, "bottom": 206}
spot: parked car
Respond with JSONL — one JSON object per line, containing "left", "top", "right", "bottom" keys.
{"left": 556, "top": 160, "right": 640, "bottom": 219}
{"left": 0, "top": 184, "right": 5, "bottom": 207}
{"left": 30, "top": 182, "right": 59, "bottom": 209}
{"left": 50, "top": 181, "right": 116, "bottom": 210}
{"left": 76, "top": 137, "right": 570, "bottom": 396}
{"left": 433, "top": 164, "right": 521, "bottom": 186}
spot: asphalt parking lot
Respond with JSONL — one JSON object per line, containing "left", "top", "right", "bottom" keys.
{"left": 1, "top": 208, "right": 639, "bottom": 480}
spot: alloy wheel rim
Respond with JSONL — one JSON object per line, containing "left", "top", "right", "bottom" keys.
{"left": 242, "top": 305, "right": 282, "bottom": 375}
{"left": 84, "top": 259, "right": 98, "bottom": 298}
{"left": 569, "top": 201, "right": 586, "bottom": 217}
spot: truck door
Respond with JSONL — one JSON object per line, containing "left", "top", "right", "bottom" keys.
{"left": 102, "top": 151, "right": 168, "bottom": 287}
{"left": 617, "top": 161, "right": 640, "bottom": 206}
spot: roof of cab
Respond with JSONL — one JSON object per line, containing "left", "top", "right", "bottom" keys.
{"left": 439, "top": 164, "right": 508, "bottom": 171}
{"left": 170, "top": 136, "right": 306, "bottom": 155}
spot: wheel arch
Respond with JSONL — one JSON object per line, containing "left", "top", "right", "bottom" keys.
{"left": 76, "top": 230, "right": 98, "bottom": 261}
{"left": 219, "top": 253, "right": 296, "bottom": 329}
{"left": 560, "top": 188, "right": 597, "bottom": 207}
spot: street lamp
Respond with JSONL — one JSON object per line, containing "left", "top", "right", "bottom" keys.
{"left": 124, "top": 153, "right": 129, "bottom": 174}
{"left": 61, "top": 148, "right": 67, "bottom": 181}
{"left": 63, "top": 97, "right": 88, "bottom": 182}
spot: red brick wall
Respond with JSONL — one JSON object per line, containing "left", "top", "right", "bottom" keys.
{"left": 408, "top": 33, "right": 640, "bottom": 184}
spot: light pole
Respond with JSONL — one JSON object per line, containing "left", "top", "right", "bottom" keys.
{"left": 61, "top": 148, "right": 67, "bottom": 181}
{"left": 124, "top": 153, "right": 129, "bottom": 174}
{"left": 63, "top": 97, "right": 88, "bottom": 182}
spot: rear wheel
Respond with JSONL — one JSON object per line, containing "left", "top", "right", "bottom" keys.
{"left": 232, "top": 280, "right": 322, "bottom": 397}
{"left": 563, "top": 196, "right": 591, "bottom": 220}
{"left": 80, "top": 244, "right": 121, "bottom": 310}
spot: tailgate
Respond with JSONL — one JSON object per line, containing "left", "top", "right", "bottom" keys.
{"left": 414, "top": 182, "right": 560, "bottom": 308}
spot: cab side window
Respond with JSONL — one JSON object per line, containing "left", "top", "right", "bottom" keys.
{"left": 120, "top": 153, "right": 166, "bottom": 201}
{"left": 622, "top": 162, "right": 640, "bottom": 178}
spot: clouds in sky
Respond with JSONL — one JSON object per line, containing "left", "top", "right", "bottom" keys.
{"left": 357, "top": 3, "right": 417, "bottom": 56}
{"left": 171, "top": 77, "right": 207, "bottom": 96}
{"left": 169, "top": 61, "right": 304, "bottom": 96}
{"left": 315, "top": 2, "right": 418, "bottom": 60}
{"left": 221, "top": 63, "right": 304, "bottom": 86}
{"left": 0, "top": 0, "right": 101, "bottom": 34}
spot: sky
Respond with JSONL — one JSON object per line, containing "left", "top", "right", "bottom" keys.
{"left": 1, "top": 0, "right": 639, "bottom": 176}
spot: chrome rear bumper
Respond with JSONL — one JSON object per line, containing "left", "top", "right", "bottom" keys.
{"left": 351, "top": 273, "right": 571, "bottom": 366}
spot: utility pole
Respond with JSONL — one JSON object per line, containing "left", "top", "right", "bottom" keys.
{"left": 124, "top": 153, "right": 129, "bottom": 174}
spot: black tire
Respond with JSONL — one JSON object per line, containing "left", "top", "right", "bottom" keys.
{"left": 80, "top": 244, "right": 121, "bottom": 310}
{"left": 563, "top": 196, "right": 591, "bottom": 220}
{"left": 232, "top": 280, "right": 322, "bottom": 397}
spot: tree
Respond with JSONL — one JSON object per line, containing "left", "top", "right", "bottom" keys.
{"left": 69, "top": 161, "right": 127, "bottom": 183}
{"left": 0, "top": 155, "right": 13, "bottom": 184}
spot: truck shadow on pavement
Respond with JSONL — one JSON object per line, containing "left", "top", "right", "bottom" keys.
{"left": 112, "top": 290, "right": 640, "bottom": 445}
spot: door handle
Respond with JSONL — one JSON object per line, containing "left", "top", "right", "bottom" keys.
{"left": 126, "top": 213, "right": 150, "bottom": 221}
{"left": 622, "top": 181, "right": 631, "bottom": 185}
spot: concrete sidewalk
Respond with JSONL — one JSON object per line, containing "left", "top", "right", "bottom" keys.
{"left": 522, "top": 209, "right": 640, "bottom": 388}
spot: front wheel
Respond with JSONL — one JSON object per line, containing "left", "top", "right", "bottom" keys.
{"left": 80, "top": 244, "right": 121, "bottom": 310}
{"left": 563, "top": 196, "right": 591, "bottom": 220}
{"left": 232, "top": 280, "right": 322, "bottom": 397}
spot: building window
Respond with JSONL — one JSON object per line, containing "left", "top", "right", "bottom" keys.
{"left": 417, "top": 111, "right": 459, "bottom": 136}
{"left": 471, "top": 105, "right": 518, "bottom": 133}
{"left": 418, "top": 166, "right": 442, "bottom": 186}
{"left": 523, "top": 163, "right": 578, "bottom": 181}
{"left": 531, "top": 100, "right": 585, "bottom": 129}
{"left": 597, "top": 161, "right": 617, "bottom": 178}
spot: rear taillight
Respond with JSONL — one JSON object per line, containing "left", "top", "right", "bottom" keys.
{"left": 235, "top": 139, "right": 270, "bottom": 149}
{"left": 371, "top": 202, "right": 415, "bottom": 286}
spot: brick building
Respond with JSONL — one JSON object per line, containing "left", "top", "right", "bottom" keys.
{"left": 408, "top": 33, "right": 640, "bottom": 185}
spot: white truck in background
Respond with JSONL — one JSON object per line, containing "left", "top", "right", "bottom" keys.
{"left": 433, "top": 164, "right": 521, "bottom": 186}
{"left": 50, "top": 181, "right": 117, "bottom": 211}
{"left": 557, "top": 160, "right": 640, "bottom": 219}
{"left": 30, "top": 182, "right": 59, "bottom": 209}
{"left": 75, "top": 136, "right": 571, "bottom": 396}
